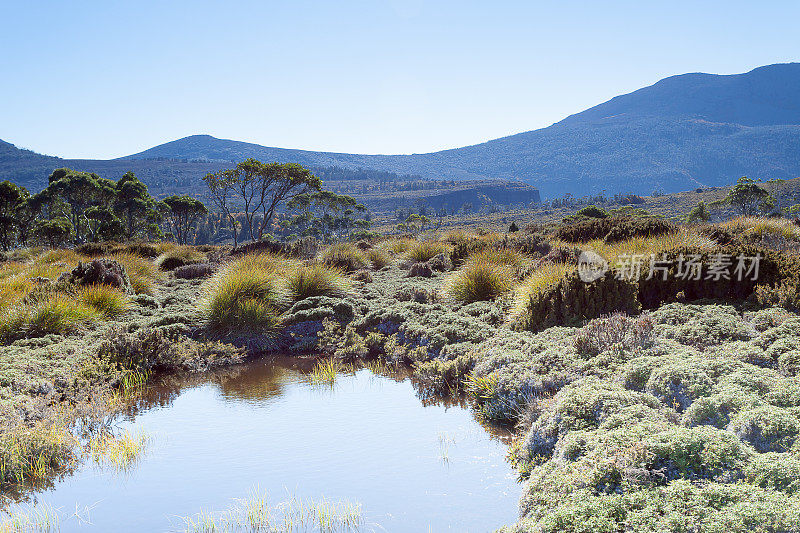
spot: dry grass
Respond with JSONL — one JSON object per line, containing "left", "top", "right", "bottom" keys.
{"left": 405, "top": 240, "right": 451, "bottom": 262}
{"left": 579, "top": 230, "right": 716, "bottom": 266}
{"left": 75, "top": 285, "right": 130, "bottom": 318}
{"left": 716, "top": 216, "right": 800, "bottom": 240}
{"left": 366, "top": 248, "right": 391, "bottom": 269}
{"left": 155, "top": 246, "right": 207, "bottom": 271}
{"left": 319, "top": 243, "right": 368, "bottom": 272}
{"left": 284, "top": 263, "right": 350, "bottom": 302}
{"left": 441, "top": 262, "right": 515, "bottom": 303}
{"left": 509, "top": 263, "right": 573, "bottom": 323}
{"left": 111, "top": 252, "right": 163, "bottom": 295}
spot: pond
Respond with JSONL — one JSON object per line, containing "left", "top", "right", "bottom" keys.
{"left": 5, "top": 358, "right": 521, "bottom": 532}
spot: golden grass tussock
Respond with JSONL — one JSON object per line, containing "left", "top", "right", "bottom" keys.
{"left": 441, "top": 261, "right": 516, "bottom": 303}
{"left": 201, "top": 253, "right": 290, "bottom": 333}
{"left": 110, "top": 252, "right": 163, "bottom": 295}
{"left": 464, "top": 248, "right": 523, "bottom": 268}
{"left": 717, "top": 216, "right": 800, "bottom": 240}
{"left": 75, "top": 285, "right": 130, "bottom": 318}
{"left": 405, "top": 240, "right": 451, "bottom": 262}
{"left": 579, "top": 230, "right": 716, "bottom": 266}
{"left": 366, "top": 248, "right": 391, "bottom": 269}
{"left": 319, "top": 243, "right": 368, "bottom": 272}
{"left": 376, "top": 237, "right": 414, "bottom": 255}
{"left": 284, "top": 263, "right": 350, "bottom": 302}
{"left": 89, "top": 430, "right": 149, "bottom": 473}
{"left": 509, "top": 263, "right": 573, "bottom": 323}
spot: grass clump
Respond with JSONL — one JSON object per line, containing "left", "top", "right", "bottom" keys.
{"left": 284, "top": 263, "right": 350, "bottom": 302}
{"left": 111, "top": 252, "right": 162, "bottom": 294}
{"left": 405, "top": 240, "right": 450, "bottom": 262}
{"left": 89, "top": 430, "right": 149, "bottom": 472}
{"left": 201, "top": 254, "right": 286, "bottom": 333}
{"left": 320, "top": 243, "right": 368, "bottom": 272}
{"left": 366, "top": 248, "right": 391, "bottom": 269}
{"left": 441, "top": 262, "right": 514, "bottom": 303}
{"left": 155, "top": 246, "right": 206, "bottom": 271}
{"left": 75, "top": 285, "right": 130, "bottom": 318}
{"left": 24, "top": 295, "right": 102, "bottom": 337}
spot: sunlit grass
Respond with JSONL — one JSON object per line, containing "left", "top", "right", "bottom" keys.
{"left": 24, "top": 295, "right": 102, "bottom": 337}
{"left": 376, "top": 237, "right": 414, "bottom": 255}
{"left": 283, "top": 263, "right": 350, "bottom": 302}
{"left": 183, "top": 489, "right": 364, "bottom": 533}
{"left": 0, "top": 503, "right": 61, "bottom": 533}
{"left": 89, "top": 430, "right": 149, "bottom": 473}
{"left": 441, "top": 262, "right": 515, "bottom": 303}
{"left": 366, "top": 248, "right": 391, "bottom": 269}
{"left": 310, "top": 359, "right": 349, "bottom": 385}
{"left": 201, "top": 254, "right": 287, "bottom": 333}
{"left": 75, "top": 285, "right": 130, "bottom": 318}
{"left": 319, "top": 243, "right": 368, "bottom": 272}
{"left": 111, "top": 252, "right": 163, "bottom": 295}
{"left": 580, "top": 230, "right": 716, "bottom": 266}
{"left": 155, "top": 246, "right": 207, "bottom": 271}
{"left": 405, "top": 240, "right": 451, "bottom": 262}
{"left": 717, "top": 216, "right": 800, "bottom": 240}
{"left": 509, "top": 263, "right": 572, "bottom": 323}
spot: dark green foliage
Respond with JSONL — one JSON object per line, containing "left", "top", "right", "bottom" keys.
{"left": 555, "top": 216, "right": 676, "bottom": 244}
{"left": 686, "top": 201, "right": 711, "bottom": 223}
{"left": 162, "top": 195, "right": 208, "bottom": 245}
{"left": 575, "top": 205, "right": 609, "bottom": 219}
{"left": 637, "top": 245, "right": 800, "bottom": 309}
{"left": 515, "top": 271, "right": 641, "bottom": 332}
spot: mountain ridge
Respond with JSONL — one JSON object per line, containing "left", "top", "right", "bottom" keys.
{"left": 3, "top": 62, "right": 800, "bottom": 198}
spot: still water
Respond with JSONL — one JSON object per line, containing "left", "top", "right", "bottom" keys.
{"left": 9, "top": 358, "right": 520, "bottom": 532}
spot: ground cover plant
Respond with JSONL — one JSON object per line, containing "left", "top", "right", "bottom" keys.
{"left": 2, "top": 206, "right": 800, "bottom": 532}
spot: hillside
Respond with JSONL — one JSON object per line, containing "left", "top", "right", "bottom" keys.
{"left": 3, "top": 63, "right": 800, "bottom": 199}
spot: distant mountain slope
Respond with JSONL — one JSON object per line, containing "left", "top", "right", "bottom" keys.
{"left": 4, "top": 63, "right": 800, "bottom": 198}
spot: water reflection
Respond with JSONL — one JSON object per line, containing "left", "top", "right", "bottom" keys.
{"left": 3, "top": 357, "right": 520, "bottom": 532}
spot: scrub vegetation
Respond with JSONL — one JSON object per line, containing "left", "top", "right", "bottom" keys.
{"left": 3, "top": 164, "right": 800, "bottom": 532}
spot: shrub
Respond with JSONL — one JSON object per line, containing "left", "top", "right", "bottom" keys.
{"left": 406, "top": 240, "right": 450, "bottom": 263}
{"left": 58, "top": 258, "right": 132, "bottom": 293}
{"left": 512, "top": 270, "right": 640, "bottom": 332}
{"left": 320, "top": 243, "right": 368, "bottom": 272}
{"left": 575, "top": 205, "right": 609, "bottom": 219}
{"left": 449, "top": 235, "right": 488, "bottom": 266}
{"left": 155, "top": 246, "right": 206, "bottom": 271}
{"left": 174, "top": 262, "right": 218, "bottom": 279}
{"left": 507, "top": 233, "right": 551, "bottom": 256}
{"left": 441, "top": 262, "right": 514, "bottom": 303}
{"left": 728, "top": 406, "right": 800, "bottom": 453}
{"left": 555, "top": 216, "right": 677, "bottom": 244}
{"left": 75, "top": 285, "right": 130, "bottom": 318}
{"left": 201, "top": 257, "right": 285, "bottom": 332}
{"left": 283, "top": 263, "right": 349, "bottom": 302}
{"left": 366, "top": 248, "right": 390, "bottom": 270}
{"left": 122, "top": 242, "right": 161, "bottom": 258}
{"left": 427, "top": 253, "right": 452, "bottom": 272}
{"left": 573, "top": 313, "right": 654, "bottom": 356}
{"left": 645, "top": 363, "right": 714, "bottom": 411}
{"left": 408, "top": 262, "right": 433, "bottom": 278}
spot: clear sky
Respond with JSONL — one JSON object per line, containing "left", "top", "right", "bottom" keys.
{"left": 1, "top": 0, "right": 798, "bottom": 159}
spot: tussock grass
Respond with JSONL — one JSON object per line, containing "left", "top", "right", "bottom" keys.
{"left": 319, "top": 243, "right": 368, "bottom": 272}
{"left": 75, "top": 285, "right": 130, "bottom": 318}
{"left": 310, "top": 359, "right": 348, "bottom": 385}
{"left": 376, "top": 237, "right": 414, "bottom": 255}
{"left": 284, "top": 263, "right": 350, "bottom": 302}
{"left": 366, "top": 248, "right": 391, "bottom": 269}
{"left": 89, "top": 430, "right": 149, "bottom": 473}
{"left": 0, "top": 408, "right": 77, "bottom": 487}
{"left": 717, "top": 216, "right": 800, "bottom": 240}
{"left": 405, "top": 240, "right": 450, "bottom": 262}
{"left": 581, "top": 230, "right": 716, "bottom": 266}
{"left": 155, "top": 246, "right": 206, "bottom": 271}
{"left": 111, "top": 252, "right": 163, "bottom": 294}
{"left": 34, "top": 249, "right": 85, "bottom": 266}
{"left": 24, "top": 295, "right": 102, "bottom": 337}
{"left": 201, "top": 254, "right": 287, "bottom": 333}
{"left": 0, "top": 503, "right": 61, "bottom": 533}
{"left": 509, "top": 263, "right": 572, "bottom": 323}
{"left": 441, "top": 262, "right": 515, "bottom": 303}
{"left": 465, "top": 248, "right": 523, "bottom": 267}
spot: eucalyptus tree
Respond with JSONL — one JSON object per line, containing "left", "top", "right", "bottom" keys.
{"left": 162, "top": 195, "right": 208, "bottom": 244}
{"left": 0, "top": 180, "right": 28, "bottom": 250}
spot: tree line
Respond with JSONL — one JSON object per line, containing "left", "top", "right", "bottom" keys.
{"left": 0, "top": 160, "right": 371, "bottom": 250}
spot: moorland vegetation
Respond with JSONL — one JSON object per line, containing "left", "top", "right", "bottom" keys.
{"left": 2, "top": 162, "right": 800, "bottom": 531}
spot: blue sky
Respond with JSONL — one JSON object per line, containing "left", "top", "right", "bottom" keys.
{"left": 1, "top": 0, "right": 798, "bottom": 159}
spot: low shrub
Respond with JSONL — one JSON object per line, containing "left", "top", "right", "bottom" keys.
{"left": 573, "top": 313, "right": 654, "bottom": 356}
{"left": 441, "top": 262, "right": 514, "bottom": 303}
{"left": 408, "top": 262, "right": 433, "bottom": 278}
{"left": 155, "top": 246, "right": 206, "bottom": 271}
{"left": 555, "top": 216, "right": 677, "bottom": 244}
{"left": 427, "top": 253, "right": 452, "bottom": 272}
{"left": 174, "top": 262, "right": 218, "bottom": 279}
{"left": 283, "top": 263, "right": 350, "bottom": 302}
{"left": 320, "top": 243, "right": 368, "bottom": 272}
{"left": 512, "top": 270, "right": 640, "bottom": 332}
{"left": 728, "top": 406, "right": 800, "bottom": 452}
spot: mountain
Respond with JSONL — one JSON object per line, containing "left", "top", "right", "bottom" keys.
{"left": 3, "top": 63, "right": 800, "bottom": 198}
